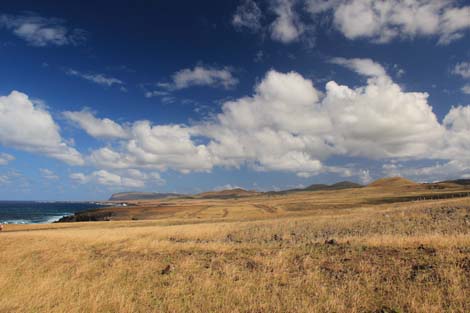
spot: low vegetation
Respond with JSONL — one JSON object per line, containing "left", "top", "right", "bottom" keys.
{"left": 1, "top": 178, "right": 469, "bottom": 312}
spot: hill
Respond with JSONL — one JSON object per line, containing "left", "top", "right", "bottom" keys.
{"left": 441, "top": 179, "right": 470, "bottom": 186}
{"left": 3, "top": 180, "right": 470, "bottom": 313}
{"left": 306, "top": 181, "right": 363, "bottom": 191}
{"left": 368, "top": 177, "right": 418, "bottom": 188}
{"left": 196, "top": 188, "right": 259, "bottom": 199}
{"left": 109, "top": 192, "right": 183, "bottom": 201}
{"left": 276, "top": 181, "right": 362, "bottom": 194}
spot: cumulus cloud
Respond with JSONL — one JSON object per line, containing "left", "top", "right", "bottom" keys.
{"left": 0, "top": 13, "right": 85, "bottom": 47}
{"left": 452, "top": 62, "right": 470, "bottom": 79}
{"left": 232, "top": 0, "right": 263, "bottom": 32}
{"left": 70, "top": 169, "right": 165, "bottom": 188}
{"left": 0, "top": 153, "right": 14, "bottom": 165}
{"left": 213, "top": 184, "right": 244, "bottom": 191}
{"left": 40, "top": 168, "right": 59, "bottom": 180}
{"left": 69, "top": 172, "right": 88, "bottom": 184}
{"left": 439, "top": 105, "right": 470, "bottom": 160}
{"left": 386, "top": 105, "right": 470, "bottom": 181}
{"left": 452, "top": 62, "right": 470, "bottom": 94}
{"left": 165, "top": 66, "right": 238, "bottom": 90}
{"left": 270, "top": 0, "right": 305, "bottom": 43}
{"left": 232, "top": 0, "right": 312, "bottom": 45}
{"left": 383, "top": 160, "right": 470, "bottom": 182}
{"left": 305, "top": 0, "right": 341, "bottom": 13}
{"left": 325, "top": 58, "right": 444, "bottom": 158}
{"left": 63, "top": 110, "right": 128, "bottom": 139}
{"left": 306, "top": 0, "right": 470, "bottom": 44}
{"left": 199, "top": 70, "right": 330, "bottom": 176}
{"left": 82, "top": 58, "right": 466, "bottom": 182}
{"left": 330, "top": 57, "right": 387, "bottom": 77}
{"left": 89, "top": 122, "right": 213, "bottom": 173}
{"left": 0, "top": 91, "right": 83, "bottom": 165}
{"left": 66, "top": 69, "right": 124, "bottom": 87}
{"left": 144, "top": 66, "right": 238, "bottom": 99}
{"left": 462, "top": 84, "right": 470, "bottom": 95}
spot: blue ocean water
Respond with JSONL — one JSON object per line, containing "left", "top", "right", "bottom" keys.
{"left": 0, "top": 201, "right": 105, "bottom": 224}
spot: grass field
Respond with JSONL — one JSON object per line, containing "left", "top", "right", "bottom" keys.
{"left": 1, "top": 180, "right": 469, "bottom": 313}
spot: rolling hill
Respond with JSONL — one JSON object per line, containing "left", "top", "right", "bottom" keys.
{"left": 306, "top": 181, "right": 363, "bottom": 191}
{"left": 367, "top": 177, "right": 418, "bottom": 188}
{"left": 195, "top": 188, "right": 260, "bottom": 199}
{"left": 109, "top": 192, "right": 184, "bottom": 201}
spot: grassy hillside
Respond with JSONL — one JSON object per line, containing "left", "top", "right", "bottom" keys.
{"left": 1, "top": 181, "right": 469, "bottom": 313}
{"left": 109, "top": 192, "right": 184, "bottom": 201}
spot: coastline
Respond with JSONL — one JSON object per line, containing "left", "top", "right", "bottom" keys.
{"left": 0, "top": 201, "right": 112, "bottom": 225}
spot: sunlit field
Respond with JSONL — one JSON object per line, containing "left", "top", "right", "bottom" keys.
{"left": 1, "top": 180, "right": 469, "bottom": 313}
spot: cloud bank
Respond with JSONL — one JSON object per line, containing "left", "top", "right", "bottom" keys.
{"left": 2, "top": 58, "right": 469, "bottom": 185}
{"left": 232, "top": 0, "right": 470, "bottom": 45}
{"left": 60, "top": 58, "right": 469, "bottom": 181}
{"left": 307, "top": 0, "right": 470, "bottom": 44}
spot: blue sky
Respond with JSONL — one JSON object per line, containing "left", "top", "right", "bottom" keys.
{"left": 0, "top": 0, "right": 469, "bottom": 200}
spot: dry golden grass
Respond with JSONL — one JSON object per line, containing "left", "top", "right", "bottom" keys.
{"left": 1, "top": 185, "right": 469, "bottom": 313}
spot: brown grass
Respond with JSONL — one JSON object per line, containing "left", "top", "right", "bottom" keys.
{"left": 1, "top": 185, "right": 469, "bottom": 313}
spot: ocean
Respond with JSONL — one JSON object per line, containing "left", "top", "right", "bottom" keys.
{"left": 0, "top": 201, "right": 106, "bottom": 224}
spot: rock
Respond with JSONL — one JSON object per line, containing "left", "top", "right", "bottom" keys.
{"left": 161, "top": 265, "right": 172, "bottom": 275}
{"left": 324, "top": 239, "right": 338, "bottom": 245}
{"left": 55, "top": 211, "right": 113, "bottom": 223}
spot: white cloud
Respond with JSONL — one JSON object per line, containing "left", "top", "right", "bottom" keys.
{"left": 63, "top": 110, "right": 128, "bottom": 139}
{"left": 40, "top": 168, "right": 59, "bottom": 180}
{"left": 386, "top": 106, "right": 470, "bottom": 181}
{"left": 167, "top": 66, "right": 238, "bottom": 90}
{"left": 452, "top": 62, "right": 470, "bottom": 79}
{"left": 0, "top": 13, "right": 85, "bottom": 47}
{"left": 0, "top": 174, "right": 9, "bottom": 185}
{"left": 70, "top": 169, "right": 165, "bottom": 188}
{"left": 199, "top": 70, "right": 330, "bottom": 176}
{"left": 330, "top": 57, "right": 387, "bottom": 77}
{"left": 305, "top": 0, "right": 341, "bottom": 14}
{"left": 70, "top": 172, "right": 88, "bottom": 184}
{"left": 144, "top": 90, "right": 170, "bottom": 98}
{"left": 439, "top": 105, "right": 470, "bottom": 161}
{"left": 383, "top": 159, "right": 470, "bottom": 182}
{"left": 325, "top": 58, "right": 444, "bottom": 159}
{"left": 144, "top": 66, "right": 238, "bottom": 99}
{"left": 358, "top": 169, "right": 372, "bottom": 184}
{"left": 0, "top": 153, "right": 14, "bottom": 165}
{"left": 80, "top": 58, "right": 469, "bottom": 181}
{"left": 66, "top": 69, "right": 124, "bottom": 87}
{"left": 462, "top": 84, "right": 470, "bottom": 95}
{"left": 0, "top": 91, "right": 83, "bottom": 165}
{"left": 89, "top": 122, "right": 213, "bottom": 173}
{"left": 306, "top": 0, "right": 470, "bottom": 44}
{"left": 233, "top": 0, "right": 263, "bottom": 32}
{"left": 213, "top": 184, "right": 243, "bottom": 191}
{"left": 270, "top": 0, "right": 305, "bottom": 43}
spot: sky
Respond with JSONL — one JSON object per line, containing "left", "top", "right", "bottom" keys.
{"left": 0, "top": 0, "right": 469, "bottom": 200}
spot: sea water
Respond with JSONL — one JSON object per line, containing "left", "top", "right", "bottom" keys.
{"left": 0, "top": 201, "right": 105, "bottom": 224}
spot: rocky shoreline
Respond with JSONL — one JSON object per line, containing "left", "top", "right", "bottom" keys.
{"left": 55, "top": 210, "right": 114, "bottom": 223}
